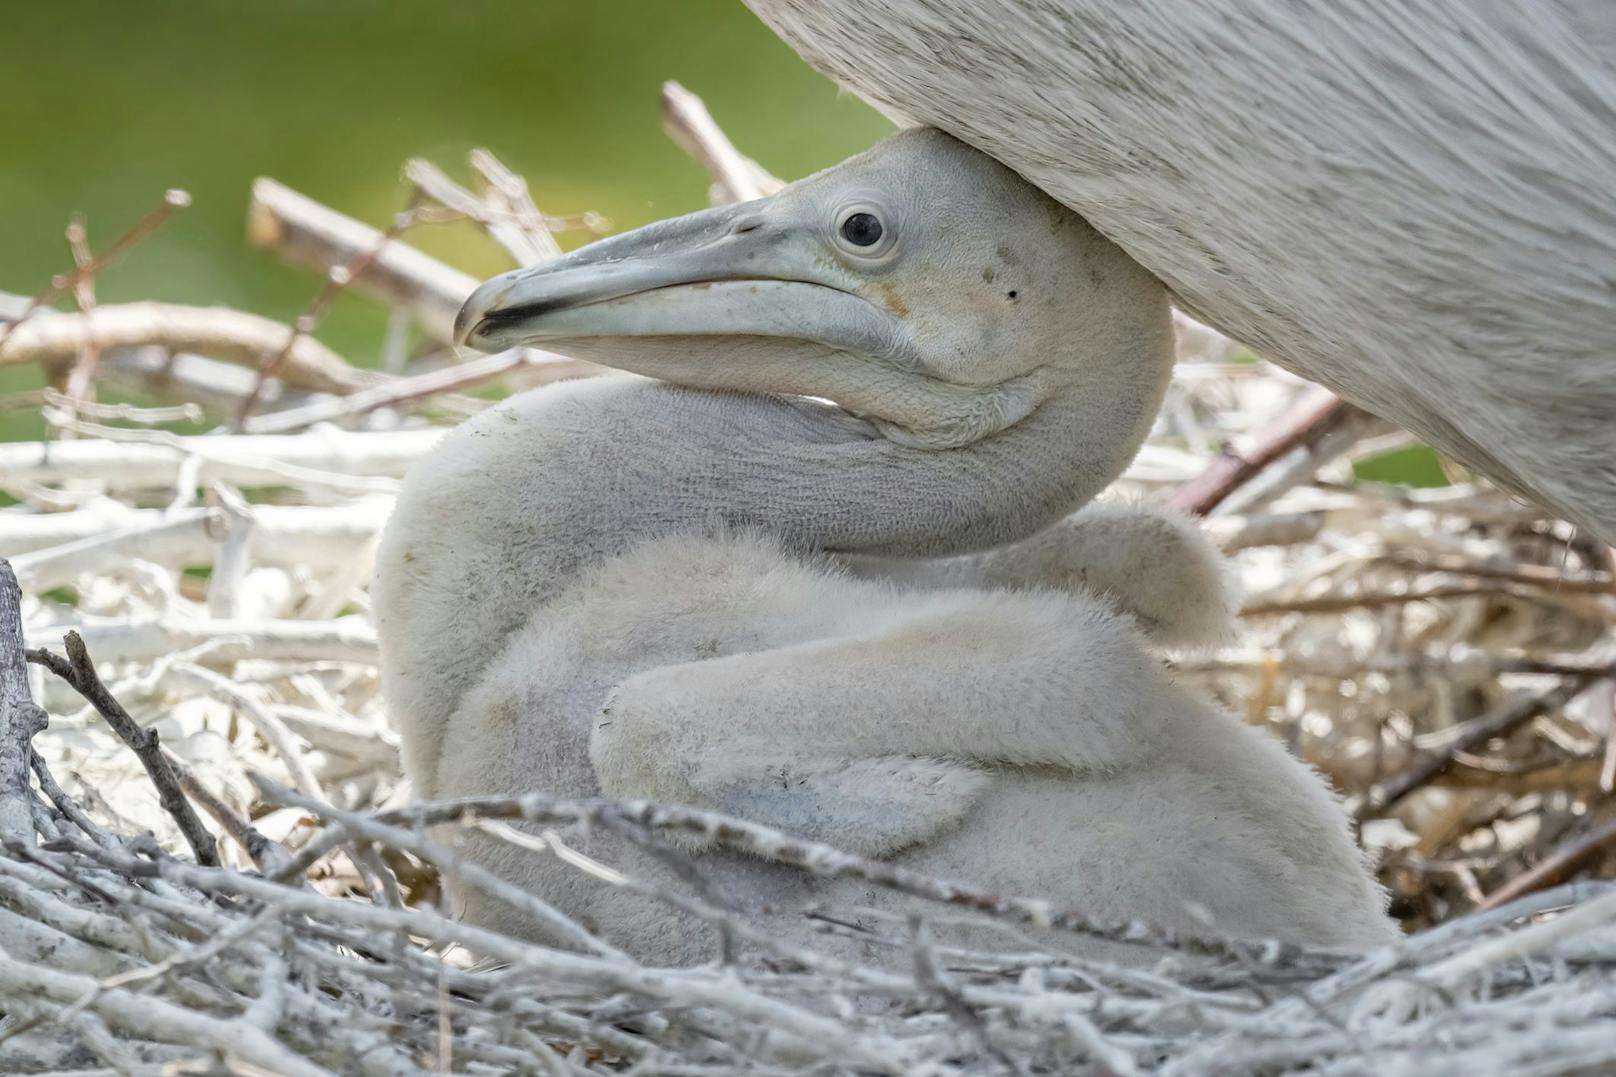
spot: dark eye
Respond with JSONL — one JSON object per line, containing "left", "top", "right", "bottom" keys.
{"left": 839, "top": 212, "right": 883, "bottom": 247}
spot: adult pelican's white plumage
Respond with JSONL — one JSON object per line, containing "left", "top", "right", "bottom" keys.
{"left": 373, "top": 130, "right": 1394, "bottom": 963}
{"left": 745, "top": 0, "right": 1616, "bottom": 541}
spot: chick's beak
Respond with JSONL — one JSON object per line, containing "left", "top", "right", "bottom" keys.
{"left": 452, "top": 200, "right": 906, "bottom": 360}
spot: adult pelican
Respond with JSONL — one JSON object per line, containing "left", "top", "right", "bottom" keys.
{"left": 746, "top": 0, "right": 1616, "bottom": 541}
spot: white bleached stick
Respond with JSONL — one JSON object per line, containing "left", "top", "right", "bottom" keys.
{"left": 26, "top": 618, "right": 378, "bottom": 667}
{"left": 0, "top": 428, "right": 440, "bottom": 492}
{"left": 2, "top": 498, "right": 391, "bottom": 564}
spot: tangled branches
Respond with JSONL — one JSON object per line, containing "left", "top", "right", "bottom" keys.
{"left": 3, "top": 602, "right": 1615, "bottom": 1073}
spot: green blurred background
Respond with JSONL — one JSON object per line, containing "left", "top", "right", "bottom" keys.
{"left": 0, "top": 0, "right": 1445, "bottom": 485}
{"left": 0, "top": 0, "right": 893, "bottom": 438}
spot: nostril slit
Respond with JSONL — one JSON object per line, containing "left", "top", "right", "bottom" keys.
{"left": 729, "top": 216, "right": 763, "bottom": 235}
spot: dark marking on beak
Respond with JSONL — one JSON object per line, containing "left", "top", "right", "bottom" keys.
{"left": 457, "top": 301, "right": 564, "bottom": 347}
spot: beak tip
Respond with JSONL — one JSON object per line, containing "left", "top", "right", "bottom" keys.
{"left": 452, "top": 302, "right": 479, "bottom": 349}
{"left": 456, "top": 275, "right": 516, "bottom": 350}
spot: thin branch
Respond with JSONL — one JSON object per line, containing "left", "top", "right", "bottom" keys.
{"left": 256, "top": 777, "right": 624, "bottom": 961}
{"left": 1175, "top": 646, "right": 1616, "bottom": 682}
{"left": 167, "top": 662, "right": 324, "bottom": 801}
{"left": 13, "top": 508, "right": 228, "bottom": 593}
{"left": 25, "top": 632, "right": 218, "bottom": 865}
{"left": 0, "top": 425, "right": 437, "bottom": 493}
{"left": 660, "top": 81, "right": 783, "bottom": 204}
{"left": 1379, "top": 549, "right": 1615, "bottom": 594}
{"left": 1476, "top": 815, "right": 1616, "bottom": 911}
{"left": 60, "top": 213, "right": 101, "bottom": 409}
{"left": 165, "top": 752, "right": 288, "bottom": 872}
{"left": 236, "top": 193, "right": 449, "bottom": 426}
{"left": 469, "top": 147, "right": 589, "bottom": 251}
{"left": 41, "top": 387, "right": 203, "bottom": 426}
{"left": 0, "top": 302, "right": 363, "bottom": 393}
{"left": 0, "top": 189, "right": 190, "bottom": 352}
{"left": 1240, "top": 579, "right": 1611, "bottom": 616}
{"left": 28, "top": 618, "right": 378, "bottom": 667}
{"left": 1166, "top": 385, "right": 1360, "bottom": 515}
{"left": 248, "top": 177, "right": 477, "bottom": 344}
{"left": 405, "top": 157, "right": 558, "bottom": 267}
{"left": 96, "top": 345, "right": 315, "bottom": 416}
{"left": 242, "top": 347, "right": 598, "bottom": 435}
{"left": 1202, "top": 510, "right": 1326, "bottom": 551}
{"left": 1356, "top": 675, "right": 1606, "bottom": 820}
{"left": 5, "top": 500, "right": 390, "bottom": 578}
{"left": 374, "top": 793, "right": 1338, "bottom": 971}
{"left": 29, "top": 751, "right": 114, "bottom": 848}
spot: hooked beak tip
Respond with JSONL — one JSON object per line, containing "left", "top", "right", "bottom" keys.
{"left": 452, "top": 300, "right": 481, "bottom": 349}
{"left": 455, "top": 273, "right": 516, "bottom": 350}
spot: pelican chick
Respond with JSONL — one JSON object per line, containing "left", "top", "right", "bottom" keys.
{"left": 374, "top": 128, "right": 1394, "bottom": 963}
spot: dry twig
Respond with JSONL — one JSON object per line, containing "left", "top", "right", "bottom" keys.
{"left": 0, "top": 301, "right": 363, "bottom": 393}
{"left": 0, "top": 189, "right": 190, "bottom": 351}
{"left": 1167, "top": 385, "right": 1362, "bottom": 515}
{"left": 236, "top": 193, "right": 455, "bottom": 426}
{"left": 26, "top": 632, "right": 218, "bottom": 865}
{"left": 661, "top": 81, "right": 783, "bottom": 203}
{"left": 248, "top": 177, "right": 477, "bottom": 344}
{"left": 1357, "top": 674, "right": 1606, "bottom": 820}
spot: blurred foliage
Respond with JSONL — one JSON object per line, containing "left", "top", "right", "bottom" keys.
{"left": 0, "top": 0, "right": 892, "bottom": 436}
{"left": 1353, "top": 444, "right": 1450, "bottom": 488}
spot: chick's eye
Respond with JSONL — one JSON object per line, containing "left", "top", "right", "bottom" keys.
{"left": 839, "top": 211, "right": 883, "bottom": 247}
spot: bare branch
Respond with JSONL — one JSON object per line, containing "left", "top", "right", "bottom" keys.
{"left": 60, "top": 213, "right": 102, "bottom": 409}
{"left": 0, "top": 189, "right": 190, "bottom": 352}
{"left": 405, "top": 157, "right": 559, "bottom": 267}
{"left": 27, "top": 618, "right": 378, "bottom": 667}
{"left": 0, "top": 302, "right": 363, "bottom": 393}
{"left": 1476, "top": 815, "right": 1616, "bottom": 911}
{"left": 0, "top": 426, "right": 438, "bottom": 492}
{"left": 0, "top": 561, "right": 47, "bottom": 846}
{"left": 248, "top": 177, "right": 477, "bottom": 343}
{"left": 1166, "top": 385, "right": 1363, "bottom": 515}
{"left": 25, "top": 632, "right": 218, "bottom": 865}
{"left": 242, "top": 347, "right": 599, "bottom": 435}
{"left": 236, "top": 192, "right": 452, "bottom": 426}
{"left": 1357, "top": 674, "right": 1607, "bottom": 819}
{"left": 372, "top": 792, "right": 1331, "bottom": 970}
{"left": 166, "top": 752, "right": 288, "bottom": 872}
{"left": 661, "top": 81, "right": 783, "bottom": 204}
{"left": 1241, "top": 578, "right": 1613, "bottom": 616}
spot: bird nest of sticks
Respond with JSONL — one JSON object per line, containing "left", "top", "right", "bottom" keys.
{"left": 1, "top": 85, "right": 1613, "bottom": 1075}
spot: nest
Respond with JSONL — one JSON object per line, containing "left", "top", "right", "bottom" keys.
{"left": 0, "top": 84, "right": 1613, "bottom": 1075}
